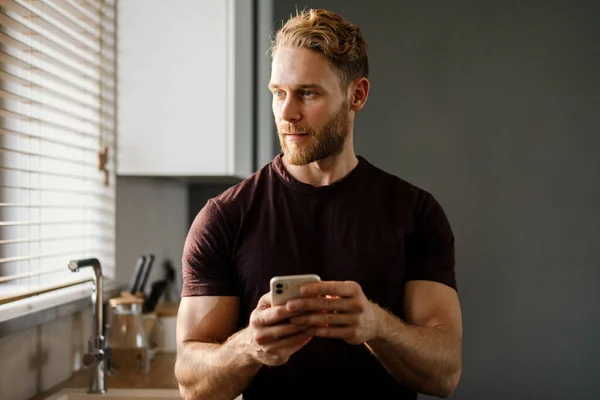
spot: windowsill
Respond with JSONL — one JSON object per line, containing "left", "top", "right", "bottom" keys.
{"left": 0, "top": 279, "right": 121, "bottom": 338}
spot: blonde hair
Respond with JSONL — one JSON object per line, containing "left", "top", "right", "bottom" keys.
{"left": 270, "top": 8, "right": 369, "bottom": 89}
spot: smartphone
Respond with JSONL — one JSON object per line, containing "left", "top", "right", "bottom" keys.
{"left": 270, "top": 274, "right": 321, "bottom": 306}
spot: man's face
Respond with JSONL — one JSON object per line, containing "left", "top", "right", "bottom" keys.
{"left": 269, "top": 47, "right": 350, "bottom": 165}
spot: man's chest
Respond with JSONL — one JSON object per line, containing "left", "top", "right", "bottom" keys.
{"left": 233, "top": 203, "right": 411, "bottom": 307}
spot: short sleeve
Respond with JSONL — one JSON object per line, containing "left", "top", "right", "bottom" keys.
{"left": 181, "top": 199, "right": 239, "bottom": 297}
{"left": 405, "top": 191, "right": 457, "bottom": 291}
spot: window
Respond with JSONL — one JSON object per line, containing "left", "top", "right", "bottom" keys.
{"left": 0, "top": 0, "right": 116, "bottom": 315}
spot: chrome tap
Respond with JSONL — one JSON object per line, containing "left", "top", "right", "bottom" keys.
{"left": 68, "top": 258, "right": 108, "bottom": 394}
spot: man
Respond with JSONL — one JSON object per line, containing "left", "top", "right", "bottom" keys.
{"left": 175, "top": 8, "right": 462, "bottom": 400}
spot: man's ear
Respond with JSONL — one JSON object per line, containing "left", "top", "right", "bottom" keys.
{"left": 349, "top": 77, "right": 370, "bottom": 112}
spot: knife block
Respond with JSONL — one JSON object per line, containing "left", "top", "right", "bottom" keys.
{"left": 120, "top": 290, "right": 145, "bottom": 299}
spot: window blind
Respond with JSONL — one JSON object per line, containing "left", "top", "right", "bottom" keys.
{"left": 0, "top": 0, "right": 116, "bottom": 306}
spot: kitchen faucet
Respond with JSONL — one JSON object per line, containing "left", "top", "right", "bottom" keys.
{"left": 68, "top": 257, "right": 108, "bottom": 394}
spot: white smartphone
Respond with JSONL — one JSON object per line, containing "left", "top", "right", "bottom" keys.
{"left": 270, "top": 274, "right": 321, "bottom": 306}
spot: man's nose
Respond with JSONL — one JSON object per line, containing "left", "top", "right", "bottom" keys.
{"left": 280, "top": 97, "right": 301, "bottom": 123}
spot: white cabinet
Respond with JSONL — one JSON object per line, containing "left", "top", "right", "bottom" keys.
{"left": 117, "top": 0, "right": 254, "bottom": 177}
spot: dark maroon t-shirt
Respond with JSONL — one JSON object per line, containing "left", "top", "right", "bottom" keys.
{"left": 182, "top": 153, "right": 456, "bottom": 400}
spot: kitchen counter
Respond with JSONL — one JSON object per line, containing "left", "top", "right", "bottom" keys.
{"left": 29, "top": 352, "right": 179, "bottom": 400}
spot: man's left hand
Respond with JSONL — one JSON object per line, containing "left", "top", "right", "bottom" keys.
{"left": 286, "top": 280, "right": 380, "bottom": 345}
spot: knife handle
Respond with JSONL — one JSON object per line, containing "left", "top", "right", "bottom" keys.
{"left": 138, "top": 253, "right": 155, "bottom": 295}
{"left": 128, "top": 255, "right": 147, "bottom": 294}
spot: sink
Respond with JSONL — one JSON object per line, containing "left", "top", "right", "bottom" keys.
{"left": 43, "top": 388, "right": 181, "bottom": 399}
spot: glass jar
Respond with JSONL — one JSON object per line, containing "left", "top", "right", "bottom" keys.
{"left": 107, "top": 295, "right": 150, "bottom": 374}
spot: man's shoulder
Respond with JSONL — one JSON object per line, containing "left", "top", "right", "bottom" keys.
{"left": 211, "top": 160, "right": 275, "bottom": 210}
{"left": 363, "top": 159, "right": 451, "bottom": 231}
{"left": 363, "top": 157, "right": 430, "bottom": 200}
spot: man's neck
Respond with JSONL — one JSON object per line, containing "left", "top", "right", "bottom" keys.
{"left": 282, "top": 149, "right": 359, "bottom": 187}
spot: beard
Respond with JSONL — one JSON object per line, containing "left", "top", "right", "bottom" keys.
{"left": 277, "top": 100, "right": 349, "bottom": 166}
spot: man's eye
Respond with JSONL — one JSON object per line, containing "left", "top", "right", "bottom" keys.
{"left": 302, "top": 90, "right": 313, "bottom": 96}
{"left": 274, "top": 90, "right": 283, "bottom": 97}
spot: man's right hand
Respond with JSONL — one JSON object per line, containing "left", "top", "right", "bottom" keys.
{"left": 243, "top": 291, "right": 313, "bottom": 367}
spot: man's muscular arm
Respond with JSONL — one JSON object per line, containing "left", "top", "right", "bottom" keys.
{"left": 175, "top": 293, "right": 314, "bottom": 400}
{"left": 365, "top": 280, "right": 462, "bottom": 397}
{"left": 288, "top": 279, "right": 462, "bottom": 397}
{"left": 175, "top": 296, "right": 260, "bottom": 400}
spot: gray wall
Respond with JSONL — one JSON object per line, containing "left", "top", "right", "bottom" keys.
{"left": 270, "top": 1, "right": 600, "bottom": 399}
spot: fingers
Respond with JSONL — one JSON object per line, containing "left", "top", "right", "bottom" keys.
{"left": 286, "top": 295, "right": 359, "bottom": 313}
{"left": 260, "top": 331, "right": 313, "bottom": 353}
{"left": 298, "top": 280, "right": 361, "bottom": 298}
{"left": 248, "top": 310, "right": 314, "bottom": 367}
{"left": 249, "top": 291, "right": 317, "bottom": 367}
{"left": 289, "top": 280, "right": 366, "bottom": 313}
{"left": 254, "top": 289, "right": 309, "bottom": 327}
{"left": 256, "top": 332, "right": 312, "bottom": 366}
{"left": 303, "top": 325, "right": 364, "bottom": 345}
{"left": 253, "top": 281, "right": 374, "bottom": 351}
{"left": 256, "top": 291, "right": 273, "bottom": 309}
{"left": 253, "top": 303, "right": 309, "bottom": 327}
{"left": 289, "top": 312, "right": 359, "bottom": 327}
{"left": 253, "top": 322, "right": 310, "bottom": 345}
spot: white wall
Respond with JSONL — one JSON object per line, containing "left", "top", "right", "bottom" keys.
{"left": 115, "top": 177, "right": 189, "bottom": 299}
